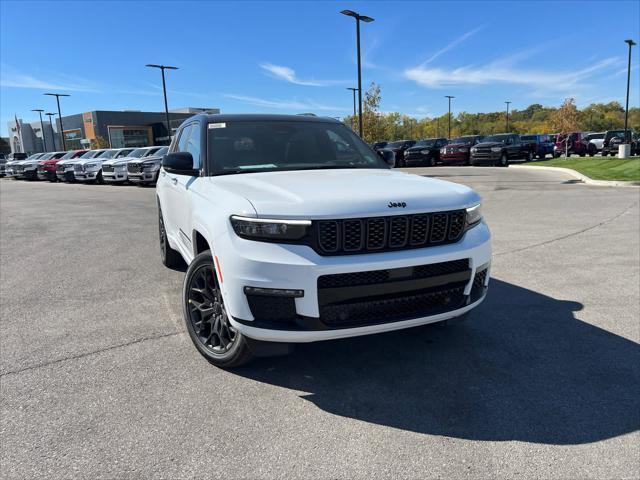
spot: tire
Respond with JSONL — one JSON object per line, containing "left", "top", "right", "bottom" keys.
{"left": 158, "top": 205, "right": 182, "bottom": 268}
{"left": 579, "top": 152, "right": 585, "bottom": 157}
{"left": 498, "top": 153, "right": 509, "bottom": 167}
{"left": 183, "top": 250, "right": 254, "bottom": 368}
{"left": 48, "top": 172, "right": 57, "bottom": 182}
{"left": 427, "top": 155, "right": 435, "bottom": 167}
{"left": 538, "top": 152, "right": 546, "bottom": 159}
{"left": 526, "top": 151, "right": 534, "bottom": 162}
{"left": 553, "top": 152, "right": 560, "bottom": 158}
{"left": 96, "top": 171, "right": 104, "bottom": 184}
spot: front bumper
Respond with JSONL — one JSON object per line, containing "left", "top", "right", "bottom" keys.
{"left": 56, "top": 170, "right": 75, "bottom": 181}
{"left": 74, "top": 171, "right": 99, "bottom": 181}
{"left": 103, "top": 171, "right": 128, "bottom": 182}
{"left": 128, "top": 171, "right": 158, "bottom": 183}
{"left": 471, "top": 152, "right": 500, "bottom": 164}
{"left": 37, "top": 169, "right": 56, "bottom": 180}
{"left": 440, "top": 152, "right": 469, "bottom": 163}
{"left": 219, "top": 222, "right": 492, "bottom": 343}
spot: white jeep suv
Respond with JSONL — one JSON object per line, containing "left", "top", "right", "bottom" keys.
{"left": 157, "top": 114, "right": 491, "bottom": 367}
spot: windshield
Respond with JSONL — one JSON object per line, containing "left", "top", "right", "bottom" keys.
{"left": 589, "top": 133, "right": 605, "bottom": 140}
{"left": 128, "top": 148, "right": 149, "bottom": 158}
{"left": 97, "top": 150, "right": 118, "bottom": 159}
{"left": 414, "top": 140, "right": 435, "bottom": 147}
{"left": 155, "top": 147, "right": 168, "bottom": 156}
{"left": 605, "top": 130, "right": 626, "bottom": 141}
{"left": 386, "top": 141, "right": 407, "bottom": 149}
{"left": 79, "top": 150, "right": 101, "bottom": 159}
{"left": 483, "top": 134, "right": 510, "bottom": 143}
{"left": 207, "top": 121, "right": 385, "bottom": 175}
{"left": 38, "top": 153, "right": 54, "bottom": 161}
{"left": 61, "top": 151, "right": 78, "bottom": 160}
{"left": 451, "top": 136, "right": 479, "bottom": 145}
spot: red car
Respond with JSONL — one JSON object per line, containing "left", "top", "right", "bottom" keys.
{"left": 440, "top": 135, "right": 484, "bottom": 165}
{"left": 37, "top": 150, "right": 87, "bottom": 181}
{"left": 553, "top": 132, "right": 593, "bottom": 157}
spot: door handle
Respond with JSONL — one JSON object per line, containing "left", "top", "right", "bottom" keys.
{"left": 161, "top": 170, "right": 166, "bottom": 177}
{"left": 171, "top": 177, "right": 178, "bottom": 185}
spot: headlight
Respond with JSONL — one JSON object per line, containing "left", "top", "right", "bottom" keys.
{"left": 440, "top": 148, "right": 446, "bottom": 154}
{"left": 146, "top": 163, "right": 161, "bottom": 171}
{"left": 466, "top": 204, "right": 482, "bottom": 229}
{"left": 86, "top": 163, "right": 98, "bottom": 169}
{"left": 116, "top": 164, "right": 126, "bottom": 170}
{"left": 459, "top": 147, "right": 469, "bottom": 152}
{"left": 230, "top": 216, "right": 310, "bottom": 241}
{"left": 490, "top": 147, "right": 502, "bottom": 152}
{"left": 420, "top": 149, "right": 430, "bottom": 155}
{"left": 470, "top": 147, "right": 477, "bottom": 153}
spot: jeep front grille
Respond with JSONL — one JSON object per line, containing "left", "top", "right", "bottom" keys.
{"left": 314, "top": 210, "right": 466, "bottom": 255}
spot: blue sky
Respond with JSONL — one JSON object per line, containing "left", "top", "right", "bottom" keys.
{"left": 1, "top": 0, "right": 639, "bottom": 135}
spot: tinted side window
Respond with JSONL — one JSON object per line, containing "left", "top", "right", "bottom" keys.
{"left": 186, "top": 123, "right": 201, "bottom": 169}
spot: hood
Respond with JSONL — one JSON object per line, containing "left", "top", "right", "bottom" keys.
{"left": 444, "top": 143, "right": 472, "bottom": 148}
{"left": 141, "top": 155, "right": 163, "bottom": 164}
{"left": 211, "top": 169, "right": 479, "bottom": 219}
{"left": 102, "top": 157, "right": 132, "bottom": 166}
{"left": 40, "top": 158, "right": 62, "bottom": 165}
{"left": 75, "top": 158, "right": 106, "bottom": 166}
{"left": 474, "top": 141, "right": 503, "bottom": 148}
{"left": 407, "top": 145, "right": 436, "bottom": 153}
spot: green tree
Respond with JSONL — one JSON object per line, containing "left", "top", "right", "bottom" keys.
{"left": 550, "top": 98, "right": 580, "bottom": 134}
{"left": 91, "top": 136, "right": 109, "bottom": 149}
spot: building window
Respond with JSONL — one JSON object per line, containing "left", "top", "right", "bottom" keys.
{"left": 64, "top": 129, "right": 83, "bottom": 150}
{"left": 108, "top": 126, "right": 152, "bottom": 148}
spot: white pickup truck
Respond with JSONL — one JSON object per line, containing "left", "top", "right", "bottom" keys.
{"left": 156, "top": 114, "right": 491, "bottom": 367}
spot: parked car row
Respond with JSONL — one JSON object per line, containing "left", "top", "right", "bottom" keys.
{"left": 372, "top": 129, "right": 639, "bottom": 168}
{"left": 2, "top": 146, "right": 169, "bottom": 185}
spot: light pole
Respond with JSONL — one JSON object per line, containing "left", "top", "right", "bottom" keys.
{"left": 505, "top": 101, "right": 511, "bottom": 132}
{"left": 146, "top": 64, "right": 179, "bottom": 143}
{"left": 624, "top": 39, "right": 636, "bottom": 144}
{"left": 31, "top": 109, "right": 48, "bottom": 152}
{"left": 44, "top": 93, "right": 70, "bottom": 150}
{"left": 45, "top": 113, "right": 57, "bottom": 150}
{"left": 340, "top": 9, "right": 374, "bottom": 138}
{"left": 346, "top": 87, "right": 358, "bottom": 130}
{"left": 445, "top": 95, "right": 454, "bottom": 139}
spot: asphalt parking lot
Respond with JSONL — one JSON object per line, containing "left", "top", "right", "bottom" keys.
{"left": 1, "top": 167, "right": 639, "bottom": 479}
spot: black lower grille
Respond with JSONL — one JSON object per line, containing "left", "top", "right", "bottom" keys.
{"left": 470, "top": 266, "right": 489, "bottom": 302}
{"left": 246, "top": 294, "right": 297, "bottom": 323}
{"left": 102, "top": 165, "right": 114, "bottom": 173}
{"left": 318, "top": 259, "right": 471, "bottom": 328}
{"left": 315, "top": 210, "right": 467, "bottom": 255}
{"left": 128, "top": 163, "right": 142, "bottom": 173}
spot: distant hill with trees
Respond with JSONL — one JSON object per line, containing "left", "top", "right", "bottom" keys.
{"left": 344, "top": 82, "right": 640, "bottom": 144}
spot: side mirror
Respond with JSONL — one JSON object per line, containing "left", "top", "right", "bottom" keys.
{"left": 378, "top": 149, "right": 395, "bottom": 166}
{"left": 162, "top": 152, "right": 199, "bottom": 176}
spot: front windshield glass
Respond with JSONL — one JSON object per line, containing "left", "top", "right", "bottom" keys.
{"left": 80, "top": 150, "right": 101, "bottom": 159}
{"left": 207, "top": 121, "right": 385, "bottom": 175}
{"left": 483, "top": 134, "right": 510, "bottom": 143}
{"left": 155, "top": 147, "right": 168, "bottom": 156}
{"left": 414, "top": 140, "right": 435, "bottom": 147}
{"left": 128, "top": 148, "right": 149, "bottom": 158}
{"left": 98, "top": 150, "right": 118, "bottom": 159}
{"left": 386, "top": 141, "right": 406, "bottom": 149}
{"left": 451, "top": 136, "right": 479, "bottom": 145}
{"left": 38, "top": 153, "right": 54, "bottom": 161}
{"left": 61, "top": 151, "right": 77, "bottom": 160}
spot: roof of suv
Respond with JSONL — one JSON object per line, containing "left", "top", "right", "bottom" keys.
{"left": 193, "top": 113, "right": 341, "bottom": 124}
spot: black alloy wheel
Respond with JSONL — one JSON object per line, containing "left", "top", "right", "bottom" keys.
{"left": 498, "top": 153, "right": 509, "bottom": 167}
{"left": 183, "top": 251, "right": 254, "bottom": 367}
{"left": 427, "top": 155, "right": 436, "bottom": 167}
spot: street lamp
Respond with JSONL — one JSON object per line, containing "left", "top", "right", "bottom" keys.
{"left": 505, "top": 101, "right": 511, "bottom": 131}
{"left": 340, "top": 9, "right": 374, "bottom": 138}
{"left": 145, "top": 64, "right": 179, "bottom": 143}
{"left": 45, "top": 113, "right": 57, "bottom": 150}
{"left": 44, "top": 93, "right": 70, "bottom": 150}
{"left": 445, "top": 95, "right": 455, "bottom": 139}
{"left": 346, "top": 87, "right": 358, "bottom": 130}
{"left": 31, "top": 109, "right": 47, "bottom": 152}
{"left": 624, "top": 39, "right": 636, "bottom": 144}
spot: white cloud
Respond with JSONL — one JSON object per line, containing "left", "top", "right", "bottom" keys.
{"left": 405, "top": 57, "right": 622, "bottom": 93}
{"left": 260, "top": 63, "right": 344, "bottom": 87}
{"left": 0, "top": 68, "right": 101, "bottom": 92}
{"left": 224, "top": 94, "right": 346, "bottom": 112}
{"left": 421, "top": 26, "right": 484, "bottom": 65}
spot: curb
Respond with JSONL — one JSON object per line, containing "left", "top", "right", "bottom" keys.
{"left": 511, "top": 164, "right": 640, "bottom": 187}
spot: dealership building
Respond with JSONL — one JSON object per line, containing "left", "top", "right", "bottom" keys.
{"left": 7, "top": 107, "right": 219, "bottom": 153}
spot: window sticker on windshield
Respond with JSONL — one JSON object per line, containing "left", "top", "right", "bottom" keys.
{"left": 208, "top": 123, "right": 226, "bottom": 129}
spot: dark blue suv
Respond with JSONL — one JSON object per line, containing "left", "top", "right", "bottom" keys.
{"left": 520, "top": 134, "right": 555, "bottom": 159}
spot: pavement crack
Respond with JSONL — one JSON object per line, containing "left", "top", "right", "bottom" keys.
{"left": 0, "top": 330, "right": 184, "bottom": 377}
{"left": 495, "top": 201, "right": 638, "bottom": 257}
